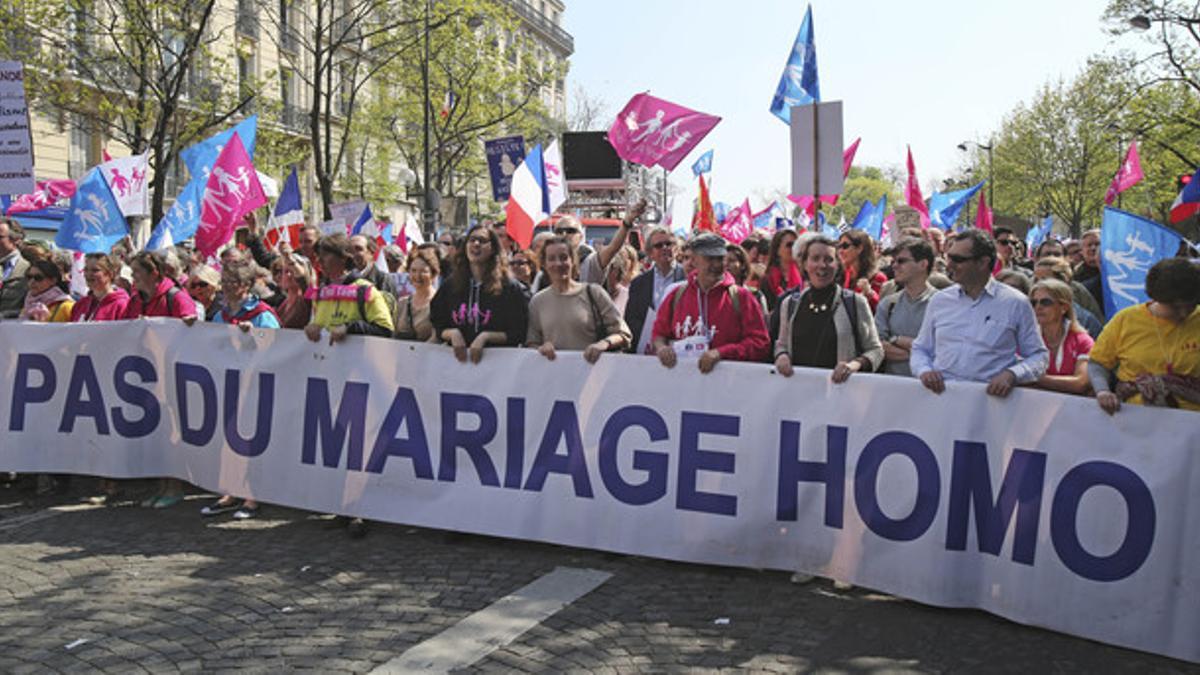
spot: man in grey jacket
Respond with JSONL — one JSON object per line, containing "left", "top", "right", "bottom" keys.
{"left": 0, "top": 219, "right": 30, "bottom": 320}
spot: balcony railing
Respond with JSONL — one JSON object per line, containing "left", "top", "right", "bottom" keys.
{"left": 236, "top": 9, "right": 259, "bottom": 39}
{"left": 279, "top": 26, "right": 300, "bottom": 53}
{"left": 504, "top": 0, "right": 574, "bottom": 56}
{"left": 281, "top": 104, "right": 308, "bottom": 131}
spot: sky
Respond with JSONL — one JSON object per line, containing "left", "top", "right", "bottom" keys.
{"left": 563, "top": 0, "right": 1125, "bottom": 224}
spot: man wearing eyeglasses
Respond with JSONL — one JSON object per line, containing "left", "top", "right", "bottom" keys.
{"left": 875, "top": 238, "right": 937, "bottom": 376}
{"left": 625, "top": 223, "right": 686, "bottom": 354}
{"left": 993, "top": 227, "right": 1031, "bottom": 276}
{"left": 0, "top": 219, "right": 30, "bottom": 320}
{"left": 911, "top": 229, "right": 1048, "bottom": 397}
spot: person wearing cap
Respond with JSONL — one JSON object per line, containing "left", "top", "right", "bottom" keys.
{"left": 651, "top": 232, "right": 769, "bottom": 372}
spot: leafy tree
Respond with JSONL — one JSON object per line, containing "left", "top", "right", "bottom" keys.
{"left": 1104, "top": 0, "right": 1200, "bottom": 94}
{"left": 0, "top": 0, "right": 255, "bottom": 223}
{"left": 826, "top": 166, "right": 902, "bottom": 226}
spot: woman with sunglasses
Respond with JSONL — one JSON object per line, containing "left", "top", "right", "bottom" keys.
{"left": 1029, "top": 279, "right": 1093, "bottom": 395}
{"left": 761, "top": 228, "right": 801, "bottom": 309}
{"left": 70, "top": 253, "right": 129, "bottom": 323}
{"left": 19, "top": 257, "right": 74, "bottom": 322}
{"left": 185, "top": 265, "right": 221, "bottom": 321}
{"left": 431, "top": 223, "right": 528, "bottom": 363}
{"left": 837, "top": 230, "right": 887, "bottom": 312}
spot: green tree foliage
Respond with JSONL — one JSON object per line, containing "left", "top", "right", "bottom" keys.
{"left": 826, "top": 166, "right": 902, "bottom": 226}
{"left": 0, "top": 0, "right": 255, "bottom": 223}
{"left": 1104, "top": 0, "right": 1200, "bottom": 94}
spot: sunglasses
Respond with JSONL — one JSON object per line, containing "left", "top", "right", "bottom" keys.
{"left": 997, "top": 239, "right": 1017, "bottom": 246}
{"left": 947, "top": 253, "right": 983, "bottom": 264}
{"left": 188, "top": 280, "right": 210, "bottom": 289}
{"left": 651, "top": 240, "right": 675, "bottom": 250}
{"left": 25, "top": 273, "right": 45, "bottom": 282}
{"left": 554, "top": 228, "right": 580, "bottom": 235}
{"left": 892, "top": 257, "right": 914, "bottom": 266}
{"left": 837, "top": 242, "right": 856, "bottom": 249}
{"left": 1030, "top": 297, "right": 1058, "bottom": 308}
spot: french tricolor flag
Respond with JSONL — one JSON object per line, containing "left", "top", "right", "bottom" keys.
{"left": 1170, "top": 167, "right": 1200, "bottom": 224}
{"left": 505, "top": 143, "right": 547, "bottom": 250}
{"left": 264, "top": 167, "right": 304, "bottom": 250}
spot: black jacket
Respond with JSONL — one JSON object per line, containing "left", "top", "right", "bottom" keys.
{"left": 622, "top": 264, "right": 685, "bottom": 353}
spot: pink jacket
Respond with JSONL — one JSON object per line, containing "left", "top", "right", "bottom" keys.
{"left": 70, "top": 288, "right": 130, "bottom": 322}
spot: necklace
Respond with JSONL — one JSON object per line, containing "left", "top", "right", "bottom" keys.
{"left": 1150, "top": 303, "right": 1180, "bottom": 375}
{"left": 806, "top": 286, "right": 836, "bottom": 313}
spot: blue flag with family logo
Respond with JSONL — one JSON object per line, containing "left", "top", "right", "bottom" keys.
{"left": 180, "top": 116, "right": 259, "bottom": 181}
{"left": 145, "top": 177, "right": 204, "bottom": 250}
{"left": 928, "top": 182, "right": 983, "bottom": 231}
{"left": 1100, "top": 207, "right": 1184, "bottom": 318}
{"left": 769, "top": 5, "right": 819, "bottom": 124}
{"left": 691, "top": 150, "right": 713, "bottom": 177}
{"left": 852, "top": 194, "right": 887, "bottom": 241}
{"left": 1026, "top": 215, "right": 1053, "bottom": 252}
{"left": 55, "top": 167, "right": 128, "bottom": 253}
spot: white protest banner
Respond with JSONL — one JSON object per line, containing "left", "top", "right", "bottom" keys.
{"left": 99, "top": 153, "right": 150, "bottom": 217}
{"left": 0, "top": 61, "right": 35, "bottom": 195}
{"left": 1, "top": 320, "right": 1197, "bottom": 663}
{"left": 329, "top": 199, "right": 367, "bottom": 232}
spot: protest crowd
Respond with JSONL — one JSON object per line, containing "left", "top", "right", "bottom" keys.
{"left": 1, "top": 185, "right": 1198, "bottom": 538}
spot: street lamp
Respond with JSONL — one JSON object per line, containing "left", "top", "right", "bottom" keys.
{"left": 958, "top": 140, "right": 995, "bottom": 210}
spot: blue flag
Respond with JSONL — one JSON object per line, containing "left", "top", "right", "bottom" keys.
{"left": 1026, "top": 215, "right": 1053, "bottom": 252}
{"left": 713, "top": 201, "right": 731, "bottom": 225}
{"left": 55, "top": 167, "right": 128, "bottom": 253}
{"left": 146, "top": 177, "right": 204, "bottom": 251}
{"left": 819, "top": 212, "right": 839, "bottom": 239}
{"left": 852, "top": 194, "right": 887, "bottom": 241}
{"left": 769, "top": 5, "right": 820, "bottom": 124}
{"left": 691, "top": 150, "right": 714, "bottom": 177}
{"left": 275, "top": 167, "right": 302, "bottom": 218}
{"left": 928, "top": 182, "right": 983, "bottom": 231}
{"left": 180, "top": 116, "right": 259, "bottom": 181}
{"left": 1100, "top": 207, "right": 1184, "bottom": 318}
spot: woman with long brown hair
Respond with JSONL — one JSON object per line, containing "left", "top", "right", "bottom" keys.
{"left": 837, "top": 229, "right": 887, "bottom": 311}
{"left": 430, "top": 223, "right": 529, "bottom": 363}
{"left": 761, "top": 228, "right": 802, "bottom": 309}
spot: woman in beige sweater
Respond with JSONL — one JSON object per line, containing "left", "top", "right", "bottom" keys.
{"left": 527, "top": 236, "right": 632, "bottom": 363}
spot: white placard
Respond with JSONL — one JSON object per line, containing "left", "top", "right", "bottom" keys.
{"left": 0, "top": 61, "right": 35, "bottom": 195}
{"left": 790, "top": 101, "right": 844, "bottom": 199}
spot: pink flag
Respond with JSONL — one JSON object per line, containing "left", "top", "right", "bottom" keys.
{"left": 905, "top": 146, "right": 932, "bottom": 228}
{"left": 1104, "top": 142, "right": 1144, "bottom": 205}
{"left": 195, "top": 133, "right": 267, "bottom": 257}
{"left": 607, "top": 93, "right": 721, "bottom": 171}
{"left": 6, "top": 179, "right": 77, "bottom": 215}
{"left": 719, "top": 199, "right": 753, "bottom": 244}
{"left": 786, "top": 138, "right": 861, "bottom": 214}
{"left": 974, "top": 191, "right": 993, "bottom": 234}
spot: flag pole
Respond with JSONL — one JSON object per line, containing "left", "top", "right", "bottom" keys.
{"left": 812, "top": 106, "right": 821, "bottom": 226}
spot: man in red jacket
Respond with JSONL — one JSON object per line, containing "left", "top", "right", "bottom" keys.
{"left": 652, "top": 232, "right": 769, "bottom": 373}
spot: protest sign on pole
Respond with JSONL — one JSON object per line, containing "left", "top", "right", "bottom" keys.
{"left": 329, "top": 199, "right": 368, "bottom": 233}
{"left": 0, "top": 61, "right": 36, "bottom": 195}
{"left": 789, "top": 101, "right": 844, "bottom": 201}
{"left": 485, "top": 135, "right": 526, "bottom": 202}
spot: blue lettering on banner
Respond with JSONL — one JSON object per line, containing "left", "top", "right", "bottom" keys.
{"left": 438, "top": 392, "right": 500, "bottom": 486}
{"left": 175, "top": 363, "right": 217, "bottom": 446}
{"left": 301, "top": 378, "right": 369, "bottom": 470}
{"left": 854, "top": 431, "right": 941, "bottom": 542}
{"left": 524, "top": 401, "right": 594, "bottom": 497}
{"left": 10, "top": 353, "right": 56, "bottom": 431}
{"left": 677, "top": 412, "right": 738, "bottom": 516}
{"left": 112, "top": 356, "right": 160, "bottom": 438}
{"left": 366, "top": 387, "right": 433, "bottom": 477}
{"left": 776, "top": 422, "right": 847, "bottom": 527}
{"left": 223, "top": 370, "right": 275, "bottom": 458}
{"left": 1051, "top": 461, "right": 1156, "bottom": 582}
{"left": 946, "top": 442, "right": 1046, "bottom": 565}
{"left": 504, "top": 397, "right": 526, "bottom": 489}
{"left": 59, "top": 355, "right": 110, "bottom": 435}
{"left": 598, "top": 405, "right": 669, "bottom": 506}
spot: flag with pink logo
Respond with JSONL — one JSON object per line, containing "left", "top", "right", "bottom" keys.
{"left": 905, "top": 146, "right": 932, "bottom": 228}
{"left": 6, "top": 179, "right": 77, "bottom": 215}
{"left": 607, "top": 93, "right": 721, "bottom": 171}
{"left": 719, "top": 199, "right": 753, "bottom": 244}
{"left": 1104, "top": 142, "right": 1144, "bottom": 205}
{"left": 195, "top": 133, "right": 267, "bottom": 257}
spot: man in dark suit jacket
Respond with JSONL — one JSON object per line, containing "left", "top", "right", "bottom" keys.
{"left": 0, "top": 219, "right": 30, "bottom": 320}
{"left": 349, "top": 234, "right": 399, "bottom": 297}
{"left": 624, "top": 226, "right": 686, "bottom": 353}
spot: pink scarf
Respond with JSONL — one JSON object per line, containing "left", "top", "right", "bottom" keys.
{"left": 21, "top": 284, "right": 71, "bottom": 321}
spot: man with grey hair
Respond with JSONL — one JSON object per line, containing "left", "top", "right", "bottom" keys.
{"left": 911, "top": 229, "right": 1048, "bottom": 397}
{"left": 0, "top": 218, "right": 29, "bottom": 319}
{"left": 624, "top": 221, "right": 686, "bottom": 353}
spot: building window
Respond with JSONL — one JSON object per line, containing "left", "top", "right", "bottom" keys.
{"left": 68, "top": 116, "right": 99, "bottom": 179}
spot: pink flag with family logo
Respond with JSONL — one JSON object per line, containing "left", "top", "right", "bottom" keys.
{"left": 195, "top": 133, "right": 266, "bottom": 257}
{"left": 607, "top": 93, "right": 721, "bottom": 171}
{"left": 6, "top": 179, "right": 77, "bottom": 215}
{"left": 1104, "top": 142, "right": 1144, "bottom": 205}
{"left": 719, "top": 198, "right": 753, "bottom": 244}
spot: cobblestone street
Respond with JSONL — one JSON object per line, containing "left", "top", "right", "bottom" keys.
{"left": 0, "top": 482, "right": 1191, "bottom": 674}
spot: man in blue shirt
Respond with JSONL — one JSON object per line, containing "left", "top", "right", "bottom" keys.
{"left": 911, "top": 229, "right": 1049, "bottom": 397}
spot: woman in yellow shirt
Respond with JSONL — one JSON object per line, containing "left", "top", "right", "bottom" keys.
{"left": 19, "top": 257, "right": 74, "bottom": 322}
{"left": 1089, "top": 258, "right": 1200, "bottom": 413}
